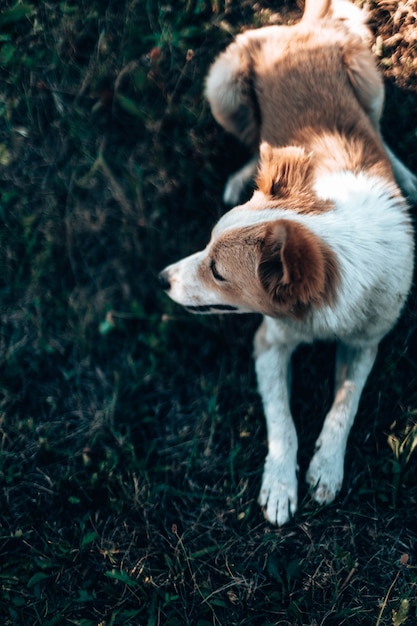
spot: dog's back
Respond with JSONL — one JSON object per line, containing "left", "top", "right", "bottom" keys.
{"left": 205, "top": 0, "right": 396, "bottom": 194}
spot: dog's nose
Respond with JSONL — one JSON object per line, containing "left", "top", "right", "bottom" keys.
{"left": 158, "top": 270, "right": 171, "bottom": 291}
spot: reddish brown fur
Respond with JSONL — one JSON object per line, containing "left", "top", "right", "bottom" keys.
{"left": 258, "top": 220, "right": 339, "bottom": 318}
{"left": 257, "top": 145, "right": 314, "bottom": 198}
{"left": 302, "top": 0, "right": 331, "bottom": 23}
{"left": 209, "top": 17, "right": 397, "bottom": 212}
{"left": 256, "top": 144, "right": 333, "bottom": 213}
{"left": 253, "top": 30, "right": 386, "bottom": 147}
{"left": 201, "top": 220, "right": 339, "bottom": 319}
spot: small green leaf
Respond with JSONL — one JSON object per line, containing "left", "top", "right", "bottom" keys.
{"left": 0, "top": 45, "right": 15, "bottom": 67}
{"left": 115, "top": 94, "right": 145, "bottom": 119}
{"left": 27, "top": 571, "right": 50, "bottom": 588}
{"left": 77, "top": 589, "right": 95, "bottom": 603}
{"left": 81, "top": 531, "right": 98, "bottom": 549}
{"left": 267, "top": 555, "right": 284, "bottom": 585}
{"left": 104, "top": 569, "right": 138, "bottom": 587}
{"left": 0, "top": 3, "right": 35, "bottom": 27}
{"left": 99, "top": 319, "right": 115, "bottom": 335}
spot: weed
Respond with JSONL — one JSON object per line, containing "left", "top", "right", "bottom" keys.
{"left": 1, "top": 1, "right": 417, "bottom": 625}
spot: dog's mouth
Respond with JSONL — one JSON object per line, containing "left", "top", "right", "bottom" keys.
{"left": 185, "top": 304, "right": 239, "bottom": 313}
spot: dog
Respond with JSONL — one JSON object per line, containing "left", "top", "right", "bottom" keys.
{"left": 159, "top": 0, "right": 416, "bottom": 526}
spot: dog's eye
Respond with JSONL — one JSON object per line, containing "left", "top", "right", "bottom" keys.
{"left": 210, "top": 259, "right": 226, "bottom": 282}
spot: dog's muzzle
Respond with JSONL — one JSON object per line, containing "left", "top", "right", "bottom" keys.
{"left": 185, "top": 304, "right": 238, "bottom": 313}
{"left": 158, "top": 269, "right": 238, "bottom": 313}
{"left": 158, "top": 270, "right": 171, "bottom": 291}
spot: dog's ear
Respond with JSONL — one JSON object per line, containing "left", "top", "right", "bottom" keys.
{"left": 258, "top": 220, "right": 338, "bottom": 318}
{"left": 257, "top": 143, "right": 314, "bottom": 199}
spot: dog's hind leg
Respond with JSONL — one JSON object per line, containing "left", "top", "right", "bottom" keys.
{"left": 205, "top": 38, "right": 260, "bottom": 149}
{"left": 344, "top": 42, "right": 417, "bottom": 202}
{"left": 344, "top": 39, "right": 385, "bottom": 129}
{"left": 205, "top": 37, "right": 261, "bottom": 204}
{"left": 306, "top": 342, "right": 378, "bottom": 505}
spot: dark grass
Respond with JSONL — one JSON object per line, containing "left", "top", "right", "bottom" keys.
{"left": 1, "top": 1, "right": 417, "bottom": 625}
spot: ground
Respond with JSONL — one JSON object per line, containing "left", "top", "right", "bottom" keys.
{"left": 0, "top": 1, "right": 417, "bottom": 625}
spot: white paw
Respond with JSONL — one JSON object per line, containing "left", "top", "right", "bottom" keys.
{"left": 223, "top": 172, "right": 248, "bottom": 205}
{"left": 306, "top": 448, "right": 344, "bottom": 505}
{"left": 402, "top": 175, "right": 417, "bottom": 205}
{"left": 258, "top": 455, "right": 298, "bottom": 526}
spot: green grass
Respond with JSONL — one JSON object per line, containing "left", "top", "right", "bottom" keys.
{"left": 1, "top": 1, "right": 417, "bottom": 624}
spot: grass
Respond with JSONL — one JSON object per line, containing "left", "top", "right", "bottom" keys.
{"left": 1, "top": 0, "right": 417, "bottom": 624}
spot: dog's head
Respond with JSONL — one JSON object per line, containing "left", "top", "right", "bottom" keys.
{"left": 159, "top": 145, "right": 339, "bottom": 319}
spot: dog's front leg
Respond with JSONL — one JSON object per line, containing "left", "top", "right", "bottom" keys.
{"left": 254, "top": 322, "right": 298, "bottom": 526}
{"left": 306, "top": 342, "right": 378, "bottom": 505}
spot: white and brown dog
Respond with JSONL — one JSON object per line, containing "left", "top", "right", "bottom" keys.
{"left": 159, "top": 0, "right": 416, "bottom": 525}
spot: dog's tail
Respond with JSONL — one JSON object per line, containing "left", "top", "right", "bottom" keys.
{"left": 301, "top": 0, "right": 331, "bottom": 22}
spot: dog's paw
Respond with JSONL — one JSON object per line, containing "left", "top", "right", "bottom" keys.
{"left": 258, "top": 456, "right": 298, "bottom": 526}
{"left": 223, "top": 172, "right": 248, "bottom": 206}
{"left": 223, "top": 157, "right": 258, "bottom": 205}
{"left": 402, "top": 174, "right": 417, "bottom": 205}
{"left": 306, "top": 449, "right": 344, "bottom": 505}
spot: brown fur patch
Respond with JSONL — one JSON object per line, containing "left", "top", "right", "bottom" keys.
{"left": 343, "top": 41, "right": 384, "bottom": 125}
{"left": 206, "top": 0, "right": 404, "bottom": 216}
{"left": 257, "top": 144, "right": 314, "bottom": 198}
{"left": 302, "top": 0, "right": 332, "bottom": 23}
{"left": 244, "top": 24, "right": 396, "bottom": 186}
{"left": 256, "top": 144, "right": 334, "bottom": 213}
{"left": 200, "top": 220, "right": 339, "bottom": 319}
{"left": 257, "top": 219, "right": 339, "bottom": 318}
{"left": 235, "top": 24, "right": 397, "bottom": 212}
